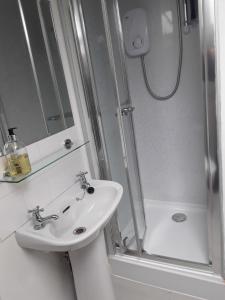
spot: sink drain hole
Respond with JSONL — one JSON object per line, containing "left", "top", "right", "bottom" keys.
{"left": 172, "top": 213, "right": 187, "bottom": 222}
{"left": 73, "top": 227, "right": 86, "bottom": 235}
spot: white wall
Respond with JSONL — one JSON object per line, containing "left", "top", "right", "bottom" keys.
{"left": 0, "top": 127, "right": 91, "bottom": 300}
{"left": 119, "top": 0, "right": 207, "bottom": 205}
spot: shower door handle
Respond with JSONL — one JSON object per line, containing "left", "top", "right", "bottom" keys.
{"left": 121, "top": 106, "right": 135, "bottom": 116}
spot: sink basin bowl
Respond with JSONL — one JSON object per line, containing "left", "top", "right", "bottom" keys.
{"left": 16, "top": 180, "right": 123, "bottom": 252}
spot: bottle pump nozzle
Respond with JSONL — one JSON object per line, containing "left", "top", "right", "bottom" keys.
{"left": 8, "top": 127, "right": 17, "bottom": 136}
{"left": 8, "top": 127, "right": 18, "bottom": 142}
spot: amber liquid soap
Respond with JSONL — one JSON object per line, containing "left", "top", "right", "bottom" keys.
{"left": 4, "top": 127, "right": 32, "bottom": 178}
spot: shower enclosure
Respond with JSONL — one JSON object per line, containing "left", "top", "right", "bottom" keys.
{"left": 58, "top": 0, "right": 224, "bottom": 276}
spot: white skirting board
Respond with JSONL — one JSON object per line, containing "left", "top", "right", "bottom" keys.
{"left": 112, "top": 275, "right": 206, "bottom": 300}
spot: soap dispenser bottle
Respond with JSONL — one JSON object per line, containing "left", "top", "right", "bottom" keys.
{"left": 4, "top": 127, "right": 31, "bottom": 177}
{"left": 0, "top": 147, "right": 6, "bottom": 177}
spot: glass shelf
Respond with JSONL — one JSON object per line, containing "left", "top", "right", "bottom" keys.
{"left": 0, "top": 141, "right": 89, "bottom": 183}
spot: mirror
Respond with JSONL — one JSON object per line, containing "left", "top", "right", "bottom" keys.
{"left": 0, "top": 0, "right": 74, "bottom": 149}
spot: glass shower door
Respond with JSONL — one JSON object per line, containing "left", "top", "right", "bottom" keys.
{"left": 101, "top": 0, "right": 147, "bottom": 250}
{"left": 68, "top": 0, "right": 146, "bottom": 253}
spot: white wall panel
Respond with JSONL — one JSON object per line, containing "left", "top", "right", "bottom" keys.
{"left": 119, "top": 0, "right": 206, "bottom": 205}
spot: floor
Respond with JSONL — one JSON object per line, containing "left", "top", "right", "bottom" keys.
{"left": 143, "top": 200, "right": 209, "bottom": 264}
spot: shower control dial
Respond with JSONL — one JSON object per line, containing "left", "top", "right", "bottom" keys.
{"left": 122, "top": 8, "right": 150, "bottom": 57}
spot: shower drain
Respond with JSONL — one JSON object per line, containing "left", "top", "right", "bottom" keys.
{"left": 172, "top": 213, "right": 187, "bottom": 222}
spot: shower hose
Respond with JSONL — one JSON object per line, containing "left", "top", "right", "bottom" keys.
{"left": 141, "top": 0, "right": 183, "bottom": 101}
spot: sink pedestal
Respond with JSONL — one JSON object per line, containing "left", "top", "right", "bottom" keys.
{"left": 69, "top": 231, "right": 116, "bottom": 300}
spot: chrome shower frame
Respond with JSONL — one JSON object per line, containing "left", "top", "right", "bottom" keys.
{"left": 57, "top": 0, "right": 224, "bottom": 277}
{"left": 197, "top": 0, "right": 224, "bottom": 276}
{"left": 102, "top": 0, "right": 224, "bottom": 275}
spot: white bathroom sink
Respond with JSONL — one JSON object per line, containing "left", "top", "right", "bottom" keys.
{"left": 15, "top": 180, "right": 123, "bottom": 252}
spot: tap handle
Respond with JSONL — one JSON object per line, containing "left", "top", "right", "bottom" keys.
{"left": 28, "top": 206, "right": 44, "bottom": 214}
